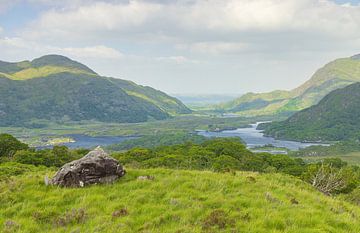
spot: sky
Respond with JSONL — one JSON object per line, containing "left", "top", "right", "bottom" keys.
{"left": 1, "top": 0, "right": 360, "bottom": 95}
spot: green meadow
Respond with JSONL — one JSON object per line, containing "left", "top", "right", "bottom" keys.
{"left": 1, "top": 165, "right": 360, "bottom": 233}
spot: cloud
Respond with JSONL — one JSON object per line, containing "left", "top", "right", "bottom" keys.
{"left": 23, "top": 1, "right": 163, "bottom": 41}
{"left": 154, "top": 56, "right": 198, "bottom": 64}
{"left": 62, "top": 45, "right": 122, "bottom": 59}
{"left": 0, "top": 37, "right": 123, "bottom": 59}
{"left": 23, "top": 1, "right": 360, "bottom": 34}
{"left": 0, "top": 26, "right": 3, "bottom": 34}
{"left": 0, "top": 37, "right": 30, "bottom": 48}
{"left": 0, "top": 0, "right": 18, "bottom": 14}
{"left": 15, "top": 0, "right": 360, "bottom": 57}
{"left": 184, "top": 42, "right": 249, "bottom": 55}
{"left": 2, "top": 0, "right": 360, "bottom": 94}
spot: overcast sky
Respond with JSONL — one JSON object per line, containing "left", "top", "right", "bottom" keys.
{"left": 1, "top": 0, "right": 360, "bottom": 95}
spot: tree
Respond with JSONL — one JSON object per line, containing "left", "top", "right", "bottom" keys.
{"left": 0, "top": 134, "right": 29, "bottom": 157}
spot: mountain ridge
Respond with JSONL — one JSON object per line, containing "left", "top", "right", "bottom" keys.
{"left": 217, "top": 55, "right": 360, "bottom": 116}
{"left": 0, "top": 55, "right": 191, "bottom": 126}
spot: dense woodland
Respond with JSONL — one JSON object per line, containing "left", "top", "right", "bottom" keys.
{"left": 107, "top": 133, "right": 208, "bottom": 151}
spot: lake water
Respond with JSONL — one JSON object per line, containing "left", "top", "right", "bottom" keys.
{"left": 39, "top": 134, "right": 137, "bottom": 149}
{"left": 197, "top": 122, "right": 329, "bottom": 151}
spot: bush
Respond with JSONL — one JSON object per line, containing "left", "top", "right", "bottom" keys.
{"left": 116, "top": 138, "right": 306, "bottom": 175}
{"left": 345, "top": 188, "right": 360, "bottom": 205}
{"left": 0, "top": 162, "right": 41, "bottom": 179}
{"left": 108, "top": 133, "right": 207, "bottom": 151}
{"left": 0, "top": 134, "right": 28, "bottom": 157}
{"left": 13, "top": 146, "right": 87, "bottom": 167}
{"left": 302, "top": 163, "right": 360, "bottom": 195}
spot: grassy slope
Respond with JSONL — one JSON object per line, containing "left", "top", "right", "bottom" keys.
{"left": 0, "top": 56, "right": 185, "bottom": 116}
{"left": 0, "top": 74, "right": 171, "bottom": 126}
{"left": 0, "top": 55, "right": 192, "bottom": 125}
{"left": 2, "top": 66, "right": 95, "bottom": 80}
{"left": 1, "top": 167, "right": 360, "bottom": 232}
{"left": 218, "top": 57, "right": 360, "bottom": 116}
{"left": 261, "top": 83, "right": 360, "bottom": 142}
{"left": 109, "top": 78, "right": 191, "bottom": 115}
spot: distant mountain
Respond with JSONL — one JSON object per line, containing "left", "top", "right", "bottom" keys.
{"left": 259, "top": 82, "right": 360, "bottom": 142}
{"left": 174, "top": 94, "right": 240, "bottom": 108}
{"left": 0, "top": 55, "right": 191, "bottom": 126}
{"left": 217, "top": 54, "right": 360, "bottom": 116}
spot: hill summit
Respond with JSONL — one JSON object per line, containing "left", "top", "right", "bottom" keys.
{"left": 0, "top": 55, "right": 97, "bottom": 80}
{"left": 0, "top": 55, "right": 191, "bottom": 126}
{"left": 217, "top": 54, "right": 360, "bottom": 116}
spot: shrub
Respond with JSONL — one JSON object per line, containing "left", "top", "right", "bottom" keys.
{"left": 202, "top": 210, "right": 235, "bottom": 230}
{"left": 344, "top": 188, "right": 360, "bottom": 205}
{"left": 0, "top": 134, "right": 28, "bottom": 157}
{"left": 302, "top": 163, "right": 359, "bottom": 195}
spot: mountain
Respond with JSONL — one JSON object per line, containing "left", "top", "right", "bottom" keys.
{"left": 217, "top": 54, "right": 360, "bottom": 116}
{"left": 0, "top": 55, "right": 191, "bottom": 126}
{"left": 174, "top": 94, "right": 240, "bottom": 108}
{"left": 259, "top": 82, "right": 360, "bottom": 142}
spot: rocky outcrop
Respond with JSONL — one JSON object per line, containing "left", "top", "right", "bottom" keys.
{"left": 50, "top": 146, "right": 125, "bottom": 187}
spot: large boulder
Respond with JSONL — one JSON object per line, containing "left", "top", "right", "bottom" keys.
{"left": 50, "top": 146, "right": 125, "bottom": 187}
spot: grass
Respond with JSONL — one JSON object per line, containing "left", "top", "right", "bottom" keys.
{"left": 3, "top": 66, "right": 94, "bottom": 80}
{"left": 1, "top": 166, "right": 360, "bottom": 232}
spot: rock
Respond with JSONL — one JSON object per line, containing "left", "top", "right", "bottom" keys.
{"left": 50, "top": 146, "right": 125, "bottom": 187}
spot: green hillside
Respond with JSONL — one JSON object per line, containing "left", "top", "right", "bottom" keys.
{"left": 0, "top": 55, "right": 97, "bottom": 80}
{"left": 260, "top": 82, "right": 360, "bottom": 141}
{"left": 217, "top": 55, "right": 360, "bottom": 116}
{"left": 0, "top": 55, "right": 190, "bottom": 126}
{"left": 2, "top": 135, "right": 360, "bottom": 232}
{"left": 110, "top": 79, "right": 191, "bottom": 115}
{"left": 1, "top": 165, "right": 360, "bottom": 232}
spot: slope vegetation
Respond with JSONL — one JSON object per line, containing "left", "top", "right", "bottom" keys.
{"left": 0, "top": 55, "right": 190, "bottom": 126}
{"left": 218, "top": 55, "right": 360, "bottom": 116}
{"left": 260, "top": 82, "right": 360, "bottom": 141}
{"left": 1, "top": 165, "right": 360, "bottom": 232}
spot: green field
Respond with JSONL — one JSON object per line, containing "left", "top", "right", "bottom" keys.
{"left": 1, "top": 166, "right": 360, "bottom": 233}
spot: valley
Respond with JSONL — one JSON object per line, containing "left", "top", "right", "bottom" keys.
{"left": 2, "top": 54, "right": 360, "bottom": 232}
{"left": 198, "top": 122, "right": 329, "bottom": 153}
{"left": 3, "top": 2, "right": 360, "bottom": 232}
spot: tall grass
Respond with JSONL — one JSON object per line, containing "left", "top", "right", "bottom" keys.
{"left": 1, "top": 167, "right": 360, "bottom": 232}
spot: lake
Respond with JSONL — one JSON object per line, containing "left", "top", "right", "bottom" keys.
{"left": 197, "top": 122, "right": 329, "bottom": 152}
